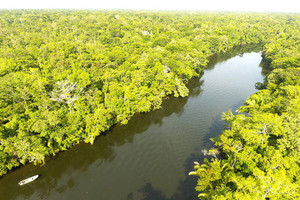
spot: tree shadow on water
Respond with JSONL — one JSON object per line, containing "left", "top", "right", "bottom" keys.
{"left": 132, "top": 152, "right": 205, "bottom": 200}
{"left": 135, "top": 111, "right": 233, "bottom": 200}
{"left": 131, "top": 148, "right": 209, "bottom": 200}
{"left": 135, "top": 180, "right": 198, "bottom": 200}
{"left": 131, "top": 45, "right": 265, "bottom": 200}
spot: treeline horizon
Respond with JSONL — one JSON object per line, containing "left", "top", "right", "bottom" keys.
{"left": 0, "top": 8, "right": 299, "bottom": 14}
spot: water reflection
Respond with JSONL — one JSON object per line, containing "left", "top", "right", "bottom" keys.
{"left": 206, "top": 44, "right": 262, "bottom": 71}
{"left": 133, "top": 116, "right": 222, "bottom": 200}
{"left": 127, "top": 45, "right": 265, "bottom": 200}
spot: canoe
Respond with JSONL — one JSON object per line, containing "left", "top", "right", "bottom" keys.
{"left": 18, "top": 175, "right": 39, "bottom": 186}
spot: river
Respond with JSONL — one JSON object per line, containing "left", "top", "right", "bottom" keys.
{"left": 0, "top": 46, "right": 264, "bottom": 200}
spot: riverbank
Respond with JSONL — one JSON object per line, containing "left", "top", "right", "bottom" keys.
{"left": 190, "top": 20, "right": 300, "bottom": 199}
{"left": 0, "top": 47, "right": 265, "bottom": 200}
{"left": 1, "top": 10, "right": 277, "bottom": 177}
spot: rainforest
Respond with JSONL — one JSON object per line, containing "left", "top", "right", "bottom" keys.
{"left": 0, "top": 10, "right": 299, "bottom": 199}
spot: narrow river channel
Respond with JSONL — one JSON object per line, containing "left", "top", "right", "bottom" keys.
{"left": 0, "top": 47, "right": 264, "bottom": 200}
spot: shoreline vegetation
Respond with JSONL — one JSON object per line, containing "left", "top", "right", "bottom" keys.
{"left": 0, "top": 10, "right": 299, "bottom": 198}
{"left": 188, "top": 19, "right": 300, "bottom": 200}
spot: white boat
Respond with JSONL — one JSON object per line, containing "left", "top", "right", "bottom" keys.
{"left": 18, "top": 175, "right": 39, "bottom": 185}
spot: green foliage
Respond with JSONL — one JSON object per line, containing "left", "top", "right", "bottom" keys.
{"left": 190, "top": 13, "right": 300, "bottom": 199}
{"left": 0, "top": 10, "right": 299, "bottom": 191}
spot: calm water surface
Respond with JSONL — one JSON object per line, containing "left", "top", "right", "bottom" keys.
{"left": 0, "top": 49, "right": 264, "bottom": 200}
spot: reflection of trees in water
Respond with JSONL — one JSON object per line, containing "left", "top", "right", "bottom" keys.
{"left": 129, "top": 151, "right": 202, "bottom": 200}
{"left": 133, "top": 117, "right": 225, "bottom": 200}
{"left": 259, "top": 58, "right": 272, "bottom": 77}
{"left": 206, "top": 44, "right": 262, "bottom": 71}
{"left": 187, "top": 77, "right": 204, "bottom": 98}
{"left": 132, "top": 45, "right": 266, "bottom": 200}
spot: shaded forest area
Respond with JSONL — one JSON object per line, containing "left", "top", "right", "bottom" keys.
{"left": 0, "top": 10, "right": 299, "bottom": 199}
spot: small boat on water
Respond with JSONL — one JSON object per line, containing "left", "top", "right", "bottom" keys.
{"left": 18, "top": 175, "right": 39, "bottom": 186}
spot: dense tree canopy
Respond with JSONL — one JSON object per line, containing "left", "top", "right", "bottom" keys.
{"left": 0, "top": 11, "right": 299, "bottom": 198}
{"left": 189, "top": 13, "right": 300, "bottom": 200}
